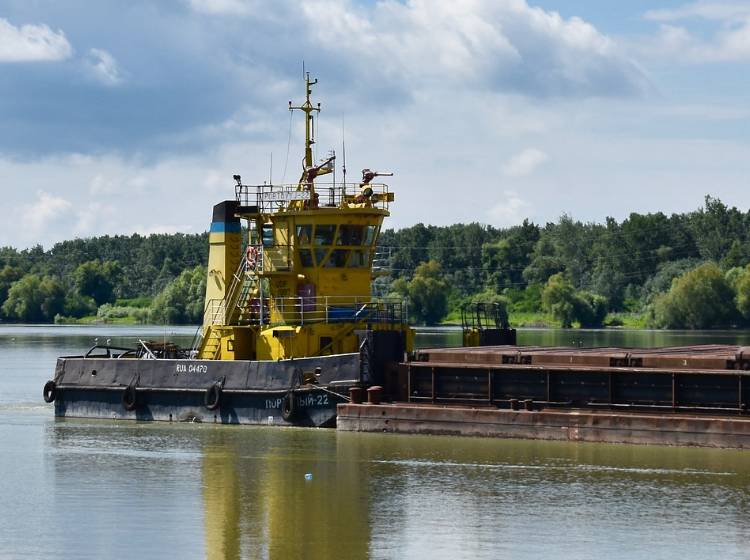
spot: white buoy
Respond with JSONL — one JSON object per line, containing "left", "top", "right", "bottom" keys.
{"left": 304, "top": 473, "right": 313, "bottom": 481}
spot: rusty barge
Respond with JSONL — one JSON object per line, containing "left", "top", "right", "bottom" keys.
{"left": 338, "top": 343, "right": 750, "bottom": 449}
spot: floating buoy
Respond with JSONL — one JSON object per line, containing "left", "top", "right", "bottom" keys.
{"left": 304, "top": 473, "right": 313, "bottom": 481}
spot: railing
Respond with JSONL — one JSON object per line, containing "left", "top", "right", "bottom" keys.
{"left": 264, "top": 296, "right": 405, "bottom": 326}
{"left": 200, "top": 295, "right": 405, "bottom": 329}
{"left": 190, "top": 258, "right": 250, "bottom": 353}
{"left": 235, "top": 182, "right": 391, "bottom": 213}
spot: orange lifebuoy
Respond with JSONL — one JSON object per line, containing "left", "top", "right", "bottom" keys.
{"left": 246, "top": 246, "right": 258, "bottom": 268}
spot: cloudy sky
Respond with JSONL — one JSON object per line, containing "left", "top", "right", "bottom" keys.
{"left": 0, "top": 0, "right": 749, "bottom": 248}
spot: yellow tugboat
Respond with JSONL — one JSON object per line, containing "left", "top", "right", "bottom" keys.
{"left": 197, "top": 71, "right": 412, "bottom": 363}
{"left": 44, "top": 73, "right": 413, "bottom": 427}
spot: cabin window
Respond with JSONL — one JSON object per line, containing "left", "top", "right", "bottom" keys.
{"left": 298, "top": 249, "right": 314, "bottom": 267}
{"left": 364, "top": 225, "right": 379, "bottom": 246}
{"left": 296, "top": 225, "right": 312, "bottom": 245}
{"left": 313, "top": 225, "right": 336, "bottom": 246}
{"left": 324, "top": 249, "right": 349, "bottom": 268}
{"left": 336, "top": 225, "right": 365, "bottom": 246}
{"left": 314, "top": 248, "right": 329, "bottom": 266}
{"left": 261, "top": 224, "right": 274, "bottom": 247}
{"left": 349, "top": 250, "right": 371, "bottom": 268}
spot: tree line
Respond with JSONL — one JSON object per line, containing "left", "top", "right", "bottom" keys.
{"left": 2, "top": 196, "right": 750, "bottom": 329}
{"left": 380, "top": 196, "right": 750, "bottom": 328}
{"left": 0, "top": 233, "right": 208, "bottom": 324}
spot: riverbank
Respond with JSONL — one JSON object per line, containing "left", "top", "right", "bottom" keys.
{"left": 441, "top": 311, "right": 648, "bottom": 329}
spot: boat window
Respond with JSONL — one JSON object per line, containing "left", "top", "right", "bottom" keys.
{"left": 364, "top": 225, "right": 379, "bottom": 246}
{"left": 298, "top": 249, "right": 314, "bottom": 267}
{"left": 261, "top": 224, "right": 274, "bottom": 248}
{"left": 349, "top": 250, "right": 371, "bottom": 268}
{"left": 336, "top": 225, "right": 365, "bottom": 246}
{"left": 296, "top": 225, "right": 312, "bottom": 245}
{"left": 324, "top": 249, "right": 349, "bottom": 268}
{"left": 314, "top": 248, "right": 329, "bottom": 266}
{"left": 313, "top": 225, "right": 336, "bottom": 246}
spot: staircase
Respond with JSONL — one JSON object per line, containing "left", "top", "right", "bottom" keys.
{"left": 192, "top": 250, "right": 261, "bottom": 360}
{"left": 199, "top": 325, "right": 223, "bottom": 360}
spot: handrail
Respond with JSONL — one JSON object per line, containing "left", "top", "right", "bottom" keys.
{"left": 197, "top": 295, "right": 406, "bottom": 330}
{"left": 191, "top": 257, "right": 250, "bottom": 353}
{"left": 235, "top": 182, "right": 391, "bottom": 213}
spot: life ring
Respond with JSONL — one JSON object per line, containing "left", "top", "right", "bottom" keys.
{"left": 204, "top": 382, "right": 222, "bottom": 410}
{"left": 281, "top": 391, "right": 297, "bottom": 422}
{"left": 122, "top": 384, "right": 138, "bottom": 411}
{"left": 246, "top": 246, "right": 258, "bottom": 269}
{"left": 43, "top": 380, "right": 57, "bottom": 403}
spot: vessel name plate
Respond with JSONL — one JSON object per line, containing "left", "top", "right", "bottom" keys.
{"left": 259, "top": 191, "right": 308, "bottom": 202}
{"left": 175, "top": 363, "right": 209, "bottom": 374}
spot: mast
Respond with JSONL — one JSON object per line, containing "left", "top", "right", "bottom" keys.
{"left": 289, "top": 72, "right": 320, "bottom": 197}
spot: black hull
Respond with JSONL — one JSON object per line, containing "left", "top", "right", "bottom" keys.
{"left": 51, "top": 353, "right": 360, "bottom": 428}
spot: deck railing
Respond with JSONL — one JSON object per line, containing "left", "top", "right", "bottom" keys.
{"left": 235, "top": 182, "right": 391, "bottom": 213}
{"left": 200, "top": 295, "right": 406, "bottom": 328}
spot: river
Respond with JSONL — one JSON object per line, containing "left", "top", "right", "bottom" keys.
{"left": 1, "top": 325, "right": 750, "bottom": 559}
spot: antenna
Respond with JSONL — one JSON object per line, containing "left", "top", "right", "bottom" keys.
{"left": 269, "top": 152, "right": 273, "bottom": 185}
{"left": 341, "top": 113, "right": 347, "bottom": 198}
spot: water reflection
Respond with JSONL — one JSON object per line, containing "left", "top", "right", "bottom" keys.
{"left": 8, "top": 324, "right": 750, "bottom": 559}
{"left": 45, "top": 420, "right": 750, "bottom": 560}
{"left": 201, "top": 429, "right": 370, "bottom": 559}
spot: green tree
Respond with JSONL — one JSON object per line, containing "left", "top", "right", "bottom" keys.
{"left": 650, "top": 263, "right": 737, "bottom": 329}
{"left": 541, "top": 273, "right": 577, "bottom": 327}
{"left": 735, "top": 265, "right": 750, "bottom": 321}
{"left": 690, "top": 196, "right": 746, "bottom": 263}
{"left": 150, "top": 266, "right": 207, "bottom": 324}
{"left": 2, "top": 274, "right": 65, "bottom": 322}
{"left": 542, "top": 273, "right": 608, "bottom": 328}
{"left": 394, "top": 260, "right": 449, "bottom": 325}
{"left": 482, "top": 220, "right": 539, "bottom": 292}
{"left": 0, "top": 265, "right": 23, "bottom": 316}
{"left": 73, "top": 260, "right": 122, "bottom": 305}
{"left": 573, "top": 292, "right": 608, "bottom": 328}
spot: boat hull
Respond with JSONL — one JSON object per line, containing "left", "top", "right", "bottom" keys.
{"left": 51, "top": 353, "right": 361, "bottom": 427}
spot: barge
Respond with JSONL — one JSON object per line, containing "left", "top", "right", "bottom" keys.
{"left": 42, "top": 74, "right": 750, "bottom": 448}
{"left": 339, "top": 343, "right": 750, "bottom": 448}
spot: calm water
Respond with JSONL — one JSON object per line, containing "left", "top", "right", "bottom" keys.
{"left": 2, "top": 325, "right": 750, "bottom": 559}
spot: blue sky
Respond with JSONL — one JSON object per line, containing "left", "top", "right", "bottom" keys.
{"left": 0, "top": 0, "right": 749, "bottom": 248}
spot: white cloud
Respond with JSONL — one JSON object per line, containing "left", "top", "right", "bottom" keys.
{"left": 0, "top": 18, "right": 72, "bottom": 62}
{"left": 188, "top": 0, "right": 647, "bottom": 98}
{"left": 187, "top": 0, "right": 262, "bottom": 15}
{"left": 73, "top": 201, "right": 116, "bottom": 237}
{"left": 86, "top": 48, "right": 123, "bottom": 85}
{"left": 488, "top": 191, "right": 530, "bottom": 226}
{"left": 645, "top": 2, "right": 750, "bottom": 22}
{"left": 22, "top": 191, "right": 73, "bottom": 238}
{"left": 640, "top": 3, "right": 750, "bottom": 62}
{"left": 139, "top": 224, "right": 195, "bottom": 235}
{"left": 502, "top": 148, "right": 548, "bottom": 177}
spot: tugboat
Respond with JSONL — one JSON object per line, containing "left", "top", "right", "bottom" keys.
{"left": 43, "top": 73, "right": 413, "bottom": 427}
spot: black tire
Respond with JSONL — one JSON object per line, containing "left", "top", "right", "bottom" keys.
{"left": 43, "top": 380, "right": 57, "bottom": 403}
{"left": 204, "top": 382, "right": 222, "bottom": 411}
{"left": 122, "top": 384, "right": 138, "bottom": 411}
{"left": 281, "top": 391, "right": 297, "bottom": 422}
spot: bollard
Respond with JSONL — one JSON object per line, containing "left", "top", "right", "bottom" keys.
{"left": 524, "top": 399, "right": 534, "bottom": 411}
{"left": 349, "top": 386, "right": 365, "bottom": 404}
{"left": 367, "top": 385, "right": 383, "bottom": 405}
{"left": 509, "top": 398, "right": 519, "bottom": 411}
